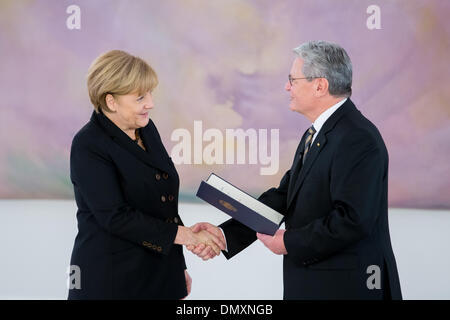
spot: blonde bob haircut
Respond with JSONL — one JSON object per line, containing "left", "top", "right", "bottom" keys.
{"left": 87, "top": 50, "right": 158, "bottom": 113}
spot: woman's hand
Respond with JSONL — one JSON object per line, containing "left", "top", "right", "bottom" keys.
{"left": 185, "top": 270, "right": 192, "bottom": 297}
{"left": 187, "top": 223, "right": 227, "bottom": 260}
{"left": 181, "top": 270, "right": 192, "bottom": 300}
{"left": 190, "top": 230, "right": 222, "bottom": 255}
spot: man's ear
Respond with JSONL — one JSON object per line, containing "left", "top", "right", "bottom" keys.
{"left": 105, "top": 93, "right": 117, "bottom": 112}
{"left": 314, "top": 78, "right": 329, "bottom": 97}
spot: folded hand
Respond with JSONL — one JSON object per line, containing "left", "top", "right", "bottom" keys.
{"left": 175, "top": 225, "right": 224, "bottom": 258}
{"left": 187, "top": 222, "right": 226, "bottom": 261}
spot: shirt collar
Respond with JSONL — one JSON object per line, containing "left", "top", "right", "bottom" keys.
{"left": 312, "top": 98, "right": 347, "bottom": 134}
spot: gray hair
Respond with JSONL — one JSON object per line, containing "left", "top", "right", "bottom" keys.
{"left": 293, "top": 41, "right": 352, "bottom": 97}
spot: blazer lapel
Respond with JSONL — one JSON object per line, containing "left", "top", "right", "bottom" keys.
{"left": 287, "top": 131, "right": 309, "bottom": 201}
{"left": 286, "top": 99, "right": 357, "bottom": 209}
{"left": 139, "top": 123, "right": 174, "bottom": 172}
{"left": 91, "top": 111, "right": 169, "bottom": 172}
{"left": 287, "top": 133, "right": 328, "bottom": 208}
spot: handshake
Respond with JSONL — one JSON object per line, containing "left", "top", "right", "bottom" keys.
{"left": 175, "top": 222, "right": 287, "bottom": 259}
{"left": 175, "top": 223, "right": 226, "bottom": 261}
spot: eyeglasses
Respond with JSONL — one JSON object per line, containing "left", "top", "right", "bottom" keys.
{"left": 288, "top": 74, "right": 322, "bottom": 86}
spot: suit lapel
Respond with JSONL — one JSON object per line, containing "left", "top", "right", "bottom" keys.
{"left": 139, "top": 123, "right": 173, "bottom": 171}
{"left": 287, "top": 131, "right": 308, "bottom": 201}
{"left": 287, "top": 134, "right": 328, "bottom": 208}
{"left": 286, "top": 99, "right": 357, "bottom": 209}
{"left": 91, "top": 111, "right": 170, "bottom": 172}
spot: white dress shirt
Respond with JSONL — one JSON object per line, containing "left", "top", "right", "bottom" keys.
{"left": 311, "top": 98, "right": 347, "bottom": 144}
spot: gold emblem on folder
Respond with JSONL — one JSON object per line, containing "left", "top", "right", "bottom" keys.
{"left": 219, "top": 200, "right": 237, "bottom": 212}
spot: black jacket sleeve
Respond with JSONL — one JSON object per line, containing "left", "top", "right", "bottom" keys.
{"left": 258, "top": 169, "right": 291, "bottom": 213}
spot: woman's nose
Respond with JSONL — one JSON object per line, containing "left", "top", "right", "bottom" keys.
{"left": 145, "top": 94, "right": 154, "bottom": 108}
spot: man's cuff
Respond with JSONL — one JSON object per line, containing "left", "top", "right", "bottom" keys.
{"left": 219, "top": 227, "right": 228, "bottom": 252}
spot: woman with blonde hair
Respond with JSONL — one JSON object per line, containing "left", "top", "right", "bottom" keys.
{"left": 68, "top": 50, "right": 224, "bottom": 299}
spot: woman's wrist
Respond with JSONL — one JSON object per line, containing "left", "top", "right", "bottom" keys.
{"left": 175, "top": 226, "right": 194, "bottom": 245}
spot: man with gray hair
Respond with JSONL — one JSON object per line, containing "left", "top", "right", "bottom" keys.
{"left": 191, "top": 40, "right": 402, "bottom": 300}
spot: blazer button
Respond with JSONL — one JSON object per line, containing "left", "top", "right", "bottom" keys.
{"left": 155, "top": 173, "right": 161, "bottom": 180}
{"left": 143, "top": 241, "right": 152, "bottom": 247}
{"left": 163, "top": 173, "right": 169, "bottom": 179}
{"left": 173, "top": 217, "right": 179, "bottom": 224}
{"left": 157, "top": 246, "right": 162, "bottom": 252}
{"left": 161, "top": 195, "right": 166, "bottom": 202}
{"left": 168, "top": 195, "right": 175, "bottom": 202}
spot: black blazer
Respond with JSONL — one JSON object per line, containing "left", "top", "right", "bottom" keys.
{"left": 68, "top": 110, "right": 187, "bottom": 300}
{"left": 220, "top": 99, "right": 402, "bottom": 300}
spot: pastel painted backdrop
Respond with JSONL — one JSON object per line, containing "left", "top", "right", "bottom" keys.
{"left": 0, "top": 0, "right": 449, "bottom": 209}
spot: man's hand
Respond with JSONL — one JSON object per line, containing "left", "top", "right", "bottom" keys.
{"left": 256, "top": 229, "right": 287, "bottom": 255}
{"left": 187, "top": 222, "right": 226, "bottom": 260}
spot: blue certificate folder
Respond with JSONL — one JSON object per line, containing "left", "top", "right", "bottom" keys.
{"left": 196, "top": 173, "right": 283, "bottom": 236}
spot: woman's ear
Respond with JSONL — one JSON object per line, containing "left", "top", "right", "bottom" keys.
{"left": 105, "top": 93, "right": 117, "bottom": 112}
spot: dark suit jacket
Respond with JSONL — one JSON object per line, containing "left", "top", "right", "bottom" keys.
{"left": 220, "top": 99, "right": 402, "bottom": 300}
{"left": 68, "top": 110, "right": 187, "bottom": 300}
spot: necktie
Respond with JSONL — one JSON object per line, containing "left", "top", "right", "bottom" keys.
{"left": 302, "top": 126, "right": 316, "bottom": 164}
{"left": 288, "top": 125, "right": 316, "bottom": 195}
